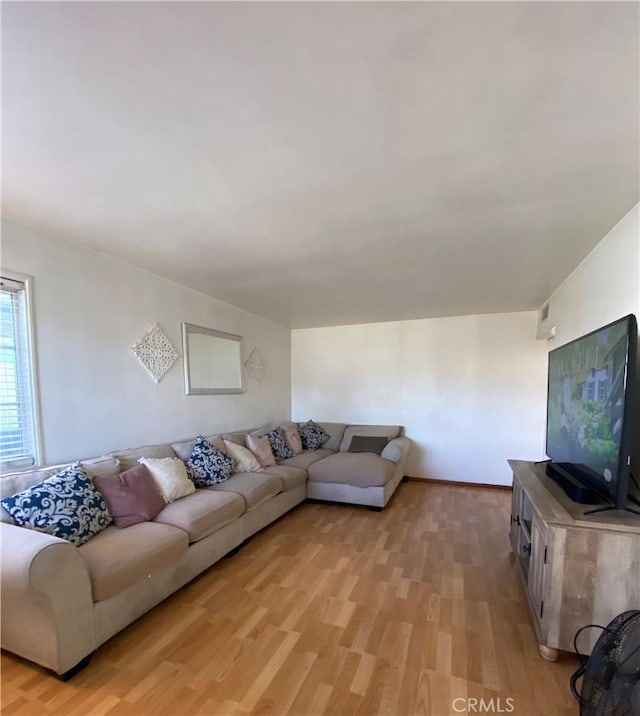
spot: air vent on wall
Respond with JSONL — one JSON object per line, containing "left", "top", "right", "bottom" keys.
{"left": 536, "top": 302, "right": 555, "bottom": 341}
{"left": 541, "top": 303, "right": 549, "bottom": 321}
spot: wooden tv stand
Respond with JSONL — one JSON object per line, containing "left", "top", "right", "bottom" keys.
{"left": 508, "top": 460, "right": 640, "bottom": 660}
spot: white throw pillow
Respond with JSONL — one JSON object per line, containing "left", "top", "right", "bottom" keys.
{"left": 138, "top": 457, "right": 195, "bottom": 503}
{"left": 223, "top": 440, "right": 263, "bottom": 473}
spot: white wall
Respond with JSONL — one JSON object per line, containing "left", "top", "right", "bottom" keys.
{"left": 292, "top": 312, "right": 548, "bottom": 485}
{"left": 7, "top": 203, "right": 634, "bottom": 476}
{"left": 543, "top": 202, "right": 639, "bottom": 471}
{"left": 545, "top": 203, "right": 639, "bottom": 347}
{"left": 1, "top": 219, "right": 291, "bottom": 465}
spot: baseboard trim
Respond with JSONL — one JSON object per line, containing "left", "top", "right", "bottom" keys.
{"left": 406, "top": 476, "right": 512, "bottom": 491}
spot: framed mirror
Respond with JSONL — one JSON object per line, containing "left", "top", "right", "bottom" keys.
{"left": 182, "top": 323, "right": 244, "bottom": 395}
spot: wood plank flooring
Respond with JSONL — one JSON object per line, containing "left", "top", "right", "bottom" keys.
{"left": 1, "top": 482, "right": 580, "bottom": 716}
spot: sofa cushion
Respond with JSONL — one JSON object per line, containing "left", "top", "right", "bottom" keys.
{"left": 153, "top": 489, "right": 244, "bottom": 543}
{"left": 223, "top": 440, "right": 263, "bottom": 473}
{"left": 246, "top": 434, "right": 276, "bottom": 467}
{"left": 339, "top": 425, "right": 401, "bottom": 452}
{"left": 93, "top": 464, "right": 166, "bottom": 528}
{"left": 0, "top": 467, "right": 57, "bottom": 496}
{"left": 297, "top": 420, "right": 331, "bottom": 451}
{"left": 222, "top": 428, "right": 266, "bottom": 448}
{"left": 170, "top": 435, "right": 225, "bottom": 462}
{"left": 78, "top": 522, "right": 188, "bottom": 601}
{"left": 262, "top": 464, "right": 308, "bottom": 491}
{"left": 0, "top": 463, "right": 113, "bottom": 546}
{"left": 381, "top": 440, "right": 404, "bottom": 463}
{"left": 110, "top": 443, "right": 176, "bottom": 470}
{"left": 277, "top": 448, "right": 334, "bottom": 471}
{"left": 139, "top": 457, "right": 195, "bottom": 503}
{"left": 207, "top": 472, "right": 283, "bottom": 511}
{"left": 216, "top": 427, "right": 263, "bottom": 447}
{"left": 308, "top": 452, "right": 395, "bottom": 488}
{"left": 316, "top": 423, "right": 347, "bottom": 452}
{"left": 81, "top": 456, "right": 122, "bottom": 477}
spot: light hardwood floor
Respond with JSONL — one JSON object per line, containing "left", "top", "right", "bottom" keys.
{"left": 1, "top": 482, "right": 579, "bottom": 716}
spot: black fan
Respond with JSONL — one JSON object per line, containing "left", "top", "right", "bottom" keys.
{"left": 571, "top": 610, "right": 640, "bottom": 716}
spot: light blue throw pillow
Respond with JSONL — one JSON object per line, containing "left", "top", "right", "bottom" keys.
{"left": 185, "top": 436, "right": 236, "bottom": 487}
{"left": 0, "top": 463, "right": 112, "bottom": 546}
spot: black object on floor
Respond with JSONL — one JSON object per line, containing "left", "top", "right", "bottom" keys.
{"left": 570, "top": 610, "right": 640, "bottom": 716}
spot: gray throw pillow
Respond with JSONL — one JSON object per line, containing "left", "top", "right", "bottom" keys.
{"left": 347, "top": 435, "right": 389, "bottom": 455}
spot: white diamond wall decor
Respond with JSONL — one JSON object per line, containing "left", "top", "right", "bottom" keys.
{"left": 244, "top": 346, "right": 265, "bottom": 387}
{"left": 131, "top": 323, "right": 179, "bottom": 383}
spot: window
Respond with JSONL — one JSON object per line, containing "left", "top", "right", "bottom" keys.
{"left": 0, "top": 274, "right": 40, "bottom": 471}
{"left": 598, "top": 380, "right": 608, "bottom": 402}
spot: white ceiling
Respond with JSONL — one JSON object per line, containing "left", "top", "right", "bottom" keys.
{"left": 2, "top": 2, "right": 638, "bottom": 328}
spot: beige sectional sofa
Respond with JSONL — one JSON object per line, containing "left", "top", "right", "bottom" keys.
{"left": 0, "top": 422, "right": 409, "bottom": 677}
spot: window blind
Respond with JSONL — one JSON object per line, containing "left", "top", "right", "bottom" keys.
{"left": 0, "top": 276, "right": 37, "bottom": 470}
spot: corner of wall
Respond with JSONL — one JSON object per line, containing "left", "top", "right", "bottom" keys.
{"left": 543, "top": 203, "right": 639, "bottom": 348}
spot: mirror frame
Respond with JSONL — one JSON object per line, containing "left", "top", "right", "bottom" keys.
{"left": 181, "top": 322, "right": 244, "bottom": 395}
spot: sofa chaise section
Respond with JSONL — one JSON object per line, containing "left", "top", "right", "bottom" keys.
{"left": 305, "top": 424, "right": 411, "bottom": 508}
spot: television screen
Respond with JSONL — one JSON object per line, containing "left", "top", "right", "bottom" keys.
{"left": 546, "top": 315, "right": 636, "bottom": 503}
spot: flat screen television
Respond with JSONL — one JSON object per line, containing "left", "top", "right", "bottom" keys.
{"left": 545, "top": 314, "right": 638, "bottom": 514}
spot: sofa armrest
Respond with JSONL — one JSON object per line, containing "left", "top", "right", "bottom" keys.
{"left": 1, "top": 522, "right": 95, "bottom": 674}
{"left": 381, "top": 436, "right": 411, "bottom": 466}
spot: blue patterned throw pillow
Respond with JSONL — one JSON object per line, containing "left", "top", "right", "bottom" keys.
{"left": 0, "top": 463, "right": 112, "bottom": 546}
{"left": 263, "top": 427, "right": 294, "bottom": 460}
{"left": 297, "top": 420, "right": 331, "bottom": 451}
{"left": 185, "top": 436, "right": 236, "bottom": 487}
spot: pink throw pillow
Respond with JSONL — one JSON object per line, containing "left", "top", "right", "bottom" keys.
{"left": 93, "top": 464, "right": 166, "bottom": 528}
{"left": 246, "top": 434, "right": 276, "bottom": 467}
{"left": 282, "top": 426, "right": 303, "bottom": 455}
